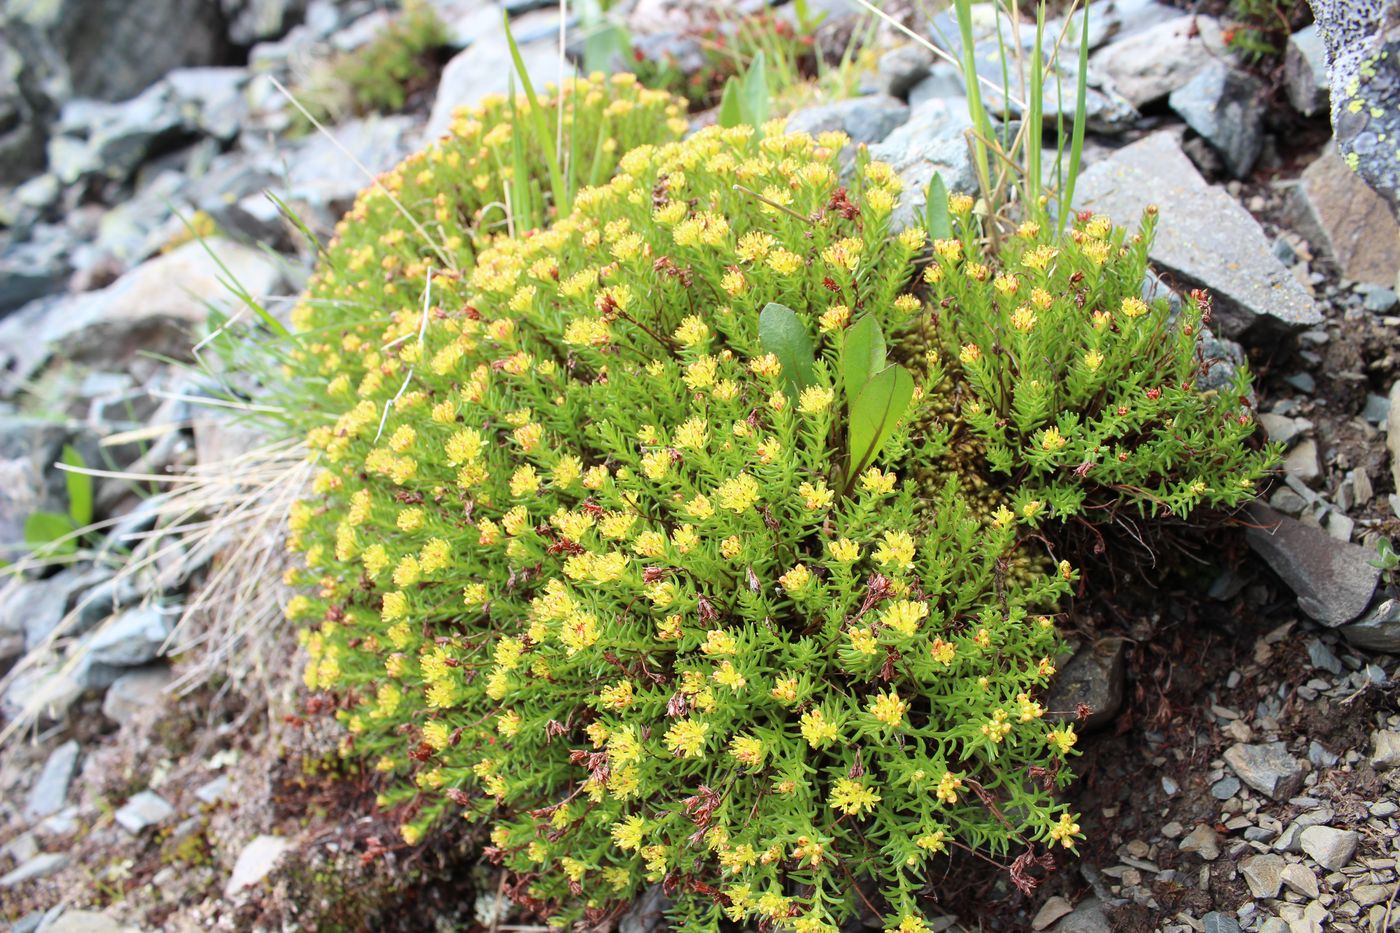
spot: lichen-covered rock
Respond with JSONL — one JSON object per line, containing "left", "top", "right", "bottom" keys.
{"left": 1308, "top": 0, "right": 1400, "bottom": 215}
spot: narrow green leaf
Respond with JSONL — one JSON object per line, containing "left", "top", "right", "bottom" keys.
{"left": 1059, "top": 3, "right": 1092, "bottom": 233}
{"left": 841, "top": 314, "right": 886, "bottom": 403}
{"left": 924, "top": 172, "right": 951, "bottom": 240}
{"left": 847, "top": 365, "right": 915, "bottom": 479}
{"left": 758, "top": 302, "right": 815, "bottom": 396}
{"left": 24, "top": 511, "right": 76, "bottom": 551}
{"left": 503, "top": 10, "right": 569, "bottom": 217}
{"left": 742, "top": 50, "right": 769, "bottom": 126}
{"left": 718, "top": 78, "right": 743, "bottom": 129}
{"left": 61, "top": 444, "right": 92, "bottom": 527}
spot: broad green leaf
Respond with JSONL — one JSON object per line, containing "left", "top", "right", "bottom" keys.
{"left": 718, "top": 78, "right": 742, "bottom": 128}
{"left": 847, "top": 365, "right": 915, "bottom": 478}
{"left": 61, "top": 444, "right": 92, "bottom": 527}
{"left": 24, "top": 511, "right": 76, "bottom": 554}
{"left": 741, "top": 51, "right": 769, "bottom": 126}
{"left": 841, "top": 314, "right": 886, "bottom": 403}
{"left": 582, "top": 23, "right": 631, "bottom": 74}
{"left": 924, "top": 172, "right": 951, "bottom": 241}
{"left": 758, "top": 302, "right": 815, "bottom": 396}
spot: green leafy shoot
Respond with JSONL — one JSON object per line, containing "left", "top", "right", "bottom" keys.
{"left": 846, "top": 364, "right": 916, "bottom": 487}
{"left": 62, "top": 444, "right": 92, "bottom": 527}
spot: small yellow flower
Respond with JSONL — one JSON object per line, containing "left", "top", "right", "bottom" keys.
{"left": 828, "top": 537, "right": 860, "bottom": 562}
{"left": 779, "top": 563, "right": 812, "bottom": 594}
{"left": 867, "top": 690, "right": 908, "bottom": 727}
{"left": 798, "top": 385, "right": 835, "bottom": 414}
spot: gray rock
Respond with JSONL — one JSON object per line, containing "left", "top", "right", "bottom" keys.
{"left": 1073, "top": 131, "right": 1320, "bottom": 342}
{"left": 1048, "top": 896, "right": 1111, "bottom": 933}
{"left": 1281, "top": 861, "right": 1320, "bottom": 899}
{"left": 1373, "top": 730, "right": 1400, "bottom": 768}
{"left": 0, "top": 660, "right": 82, "bottom": 722}
{"left": 1202, "top": 912, "right": 1241, "bottom": 933}
{"left": 32, "top": 909, "right": 142, "bottom": 933}
{"left": 25, "top": 739, "right": 80, "bottom": 820}
{"left": 165, "top": 67, "right": 248, "bottom": 141}
{"left": 82, "top": 604, "right": 175, "bottom": 670}
{"left": 877, "top": 44, "right": 934, "bottom": 99}
{"left": 102, "top": 665, "right": 174, "bottom": 724}
{"left": 225, "top": 834, "right": 292, "bottom": 896}
{"left": 429, "top": 0, "right": 505, "bottom": 51}
{"left": 222, "top": 0, "right": 307, "bottom": 45}
{"left": 1045, "top": 637, "right": 1126, "bottom": 731}
{"left": 1308, "top": 0, "right": 1400, "bottom": 213}
{"left": 1090, "top": 15, "right": 1228, "bottom": 108}
{"left": 1360, "top": 286, "right": 1398, "bottom": 313}
{"left": 1224, "top": 741, "right": 1305, "bottom": 800}
{"left": 0, "top": 223, "right": 73, "bottom": 315}
{"left": 1284, "top": 437, "right": 1322, "bottom": 486}
{"left": 907, "top": 63, "right": 966, "bottom": 110}
{"left": 194, "top": 774, "right": 232, "bottom": 805}
{"left": 1285, "top": 25, "right": 1329, "bottom": 117}
{"left": 0, "top": 23, "right": 64, "bottom": 188}
{"left": 1288, "top": 144, "right": 1400, "bottom": 288}
{"left": 1179, "top": 824, "right": 1221, "bottom": 861}
{"left": 47, "top": 82, "right": 191, "bottom": 185}
{"left": 1241, "top": 852, "right": 1286, "bottom": 898}
{"left": 13, "top": 0, "right": 229, "bottom": 103}
{"left": 1342, "top": 596, "right": 1400, "bottom": 651}
{"left": 1169, "top": 61, "right": 1265, "bottom": 178}
{"left": 1298, "top": 825, "right": 1358, "bottom": 870}
{"left": 281, "top": 115, "right": 421, "bottom": 233}
{"left": 0, "top": 852, "right": 69, "bottom": 887}
{"left": 0, "top": 237, "right": 284, "bottom": 392}
{"left": 1210, "top": 775, "right": 1241, "bottom": 799}
{"left": 1245, "top": 503, "right": 1381, "bottom": 626}
{"left": 866, "top": 97, "right": 977, "bottom": 233}
{"left": 1197, "top": 331, "right": 1247, "bottom": 397}
{"left": 786, "top": 95, "right": 910, "bottom": 145}
{"left": 114, "top": 790, "right": 174, "bottom": 833}
{"left": 1391, "top": 380, "right": 1400, "bottom": 493}
{"left": 426, "top": 13, "right": 567, "bottom": 141}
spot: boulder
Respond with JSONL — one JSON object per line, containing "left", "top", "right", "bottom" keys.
{"left": 1073, "top": 130, "right": 1321, "bottom": 342}
{"left": 785, "top": 95, "right": 910, "bottom": 146}
{"left": 0, "top": 236, "right": 284, "bottom": 390}
{"left": 877, "top": 44, "right": 934, "bottom": 99}
{"left": 1168, "top": 61, "right": 1265, "bottom": 178}
{"left": 1090, "top": 15, "right": 1227, "bottom": 108}
{"left": 1308, "top": 0, "right": 1400, "bottom": 214}
{"left": 426, "top": 11, "right": 567, "bottom": 140}
{"left": 46, "top": 82, "right": 192, "bottom": 185}
{"left": 0, "top": 222, "right": 74, "bottom": 315}
{"left": 13, "top": 0, "right": 230, "bottom": 103}
{"left": 0, "top": 20, "right": 65, "bottom": 188}
{"left": 866, "top": 97, "right": 978, "bottom": 233}
{"left": 1245, "top": 503, "right": 1381, "bottom": 626}
{"left": 1285, "top": 24, "right": 1329, "bottom": 117}
{"left": 166, "top": 67, "right": 249, "bottom": 141}
{"left": 1289, "top": 144, "right": 1400, "bottom": 287}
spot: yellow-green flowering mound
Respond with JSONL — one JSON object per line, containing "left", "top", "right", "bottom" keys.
{"left": 927, "top": 206, "right": 1274, "bottom": 522}
{"left": 267, "top": 82, "right": 1275, "bottom": 932}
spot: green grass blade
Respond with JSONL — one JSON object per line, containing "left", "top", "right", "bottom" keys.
{"left": 953, "top": 0, "right": 995, "bottom": 206}
{"left": 62, "top": 445, "right": 93, "bottom": 527}
{"left": 503, "top": 10, "right": 569, "bottom": 218}
{"left": 1059, "top": 1, "right": 1092, "bottom": 234}
{"left": 1027, "top": 3, "right": 1045, "bottom": 219}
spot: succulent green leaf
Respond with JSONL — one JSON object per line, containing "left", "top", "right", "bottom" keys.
{"left": 758, "top": 302, "right": 815, "bottom": 396}
{"left": 61, "top": 444, "right": 92, "bottom": 527}
{"left": 24, "top": 511, "right": 76, "bottom": 554}
{"left": 924, "top": 172, "right": 951, "bottom": 241}
{"left": 718, "top": 78, "right": 743, "bottom": 129}
{"left": 847, "top": 364, "right": 915, "bottom": 478}
{"left": 840, "top": 314, "right": 886, "bottom": 403}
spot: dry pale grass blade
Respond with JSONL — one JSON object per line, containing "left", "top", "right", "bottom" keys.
{"left": 0, "top": 430, "right": 311, "bottom": 749}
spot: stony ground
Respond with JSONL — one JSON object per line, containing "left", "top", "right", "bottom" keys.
{"left": 1, "top": 0, "right": 1399, "bottom": 931}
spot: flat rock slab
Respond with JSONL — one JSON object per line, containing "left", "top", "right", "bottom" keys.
{"left": 1299, "top": 825, "right": 1358, "bottom": 870}
{"left": 1224, "top": 741, "right": 1305, "bottom": 800}
{"left": 1240, "top": 853, "right": 1285, "bottom": 899}
{"left": 225, "top": 834, "right": 293, "bottom": 897}
{"left": 114, "top": 790, "right": 174, "bottom": 834}
{"left": 1246, "top": 502, "right": 1380, "bottom": 626}
{"left": 25, "top": 739, "right": 80, "bottom": 820}
{"left": 1074, "top": 130, "right": 1320, "bottom": 342}
{"left": 0, "top": 851, "right": 68, "bottom": 887}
